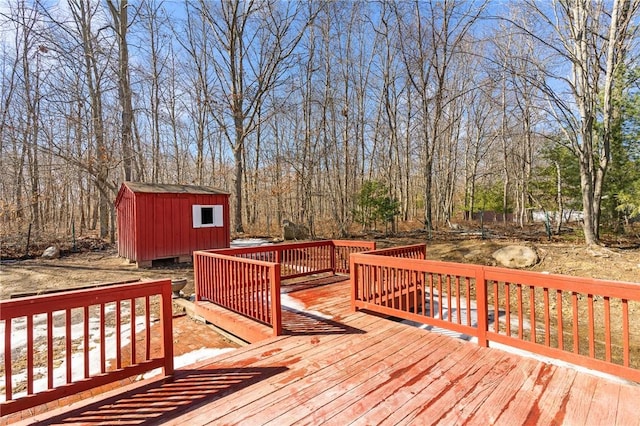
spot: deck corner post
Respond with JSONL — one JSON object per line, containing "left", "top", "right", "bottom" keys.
{"left": 161, "top": 279, "right": 175, "bottom": 376}
{"left": 475, "top": 267, "right": 489, "bottom": 347}
{"left": 350, "top": 254, "right": 359, "bottom": 312}
{"left": 271, "top": 263, "right": 283, "bottom": 336}
{"left": 331, "top": 242, "right": 337, "bottom": 275}
{"left": 193, "top": 252, "right": 200, "bottom": 302}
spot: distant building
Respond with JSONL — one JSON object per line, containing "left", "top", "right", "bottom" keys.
{"left": 531, "top": 210, "right": 583, "bottom": 223}
{"left": 115, "top": 182, "right": 230, "bottom": 267}
{"left": 470, "top": 211, "right": 514, "bottom": 222}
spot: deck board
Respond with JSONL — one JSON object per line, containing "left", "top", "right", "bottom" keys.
{"left": 448, "top": 356, "right": 544, "bottom": 425}
{"left": 257, "top": 327, "right": 445, "bottom": 425}
{"left": 616, "top": 384, "right": 640, "bottom": 426}
{"left": 329, "top": 335, "right": 465, "bottom": 426}
{"left": 528, "top": 365, "right": 577, "bottom": 425}
{"left": 493, "top": 363, "right": 558, "bottom": 425}
{"left": 218, "top": 325, "right": 432, "bottom": 425}
{"left": 373, "top": 343, "right": 488, "bottom": 426}
{"left": 11, "top": 276, "right": 640, "bottom": 426}
{"left": 561, "top": 370, "right": 599, "bottom": 425}
{"left": 393, "top": 348, "right": 511, "bottom": 425}
{"left": 166, "top": 314, "right": 398, "bottom": 425}
{"left": 587, "top": 378, "right": 622, "bottom": 425}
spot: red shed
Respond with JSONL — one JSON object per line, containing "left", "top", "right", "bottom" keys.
{"left": 115, "top": 182, "right": 230, "bottom": 267}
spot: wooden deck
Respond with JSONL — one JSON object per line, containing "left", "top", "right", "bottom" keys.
{"left": 13, "top": 278, "right": 640, "bottom": 425}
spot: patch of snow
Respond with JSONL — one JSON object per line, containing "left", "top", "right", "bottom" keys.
{"left": 0, "top": 303, "right": 149, "bottom": 402}
{"left": 280, "top": 294, "right": 305, "bottom": 311}
{"left": 281, "top": 293, "right": 332, "bottom": 320}
{"left": 231, "top": 238, "right": 272, "bottom": 248}
{"left": 400, "top": 292, "right": 484, "bottom": 341}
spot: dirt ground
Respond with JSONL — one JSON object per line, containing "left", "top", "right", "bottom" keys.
{"left": 0, "top": 251, "right": 194, "bottom": 300}
{"left": 1, "top": 228, "right": 638, "bottom": 300}
{"left": 1, "top": 227, "right": 639, "bottom": 375}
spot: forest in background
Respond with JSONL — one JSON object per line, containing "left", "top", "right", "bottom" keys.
{"left": 1, "top": 0, "right": 639, "bottom": 246}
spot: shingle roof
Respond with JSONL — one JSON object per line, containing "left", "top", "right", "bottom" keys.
{"left": 123, "top": 182, "right": 230, "bottom": 195}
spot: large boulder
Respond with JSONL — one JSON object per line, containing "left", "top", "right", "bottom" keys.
{"left": 282, "top": 220, "right": 309, "bottom": 240}
{"left": 492, "top": 245, "right": 539, "bottom": 268}
{"left": 41, "top": 245, "right": 60, "bottom": 259}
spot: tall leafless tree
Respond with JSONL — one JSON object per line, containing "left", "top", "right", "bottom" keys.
{"left": 513, "top": 0, "right": 640, "bottom": 245}
{"left": 106, "top": 0, "right": 134, "bottom": 182}
{"left": 396, "top": 0, "right": 487, "bottom": 230}
{"left": 194, "top": 0, "right": 314, "bottom": 233}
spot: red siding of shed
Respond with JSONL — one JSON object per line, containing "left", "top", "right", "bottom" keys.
{"left": 116, "top": 186, "right": 137, "bottom": 261}
{"left": 116, "top": 183, "right": 230, "bottom": 264}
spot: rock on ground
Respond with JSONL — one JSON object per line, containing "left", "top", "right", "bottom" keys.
{"left": 282, "top": 220, "right": 309, "bottom": 240}
{"left": 41, "top": 246, "right": 60, "bottom": 259}
{"left": 492, "top": 245, "right": 539, "bottom": 268}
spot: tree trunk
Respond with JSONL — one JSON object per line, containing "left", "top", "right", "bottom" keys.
{"left": 233, "top": 142, "right": 244, "bottom": 233}
{"left": 107, "top": 0, "right": 133, "bottom": 182}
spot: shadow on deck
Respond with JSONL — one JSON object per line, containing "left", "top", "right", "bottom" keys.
{"left": 25, "top": 367, "right": 288, "bottom": 426}
{"left": 281, "top": 274, "right": 348, "bottom": 294}
{"left": 195, "top": 274, "right": 355, "bottom": 343}
{"left": 281, "top": 308, "right": 365, "bottom": 336}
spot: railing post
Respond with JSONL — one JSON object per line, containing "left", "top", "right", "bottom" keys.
{"left": 475, "top": 266, "right": 489, "bottom": 347}
{"left": 271, "top": 263, "right": 282, "bottom": 336}
{"left": 350, "top": 254, "right": 358, "bottom": 312}
{"left": 161, "top": 279, "right": 175, "bottom": 376}
{"left": 193, "top": 252, "right": 200, "bottom": 302}
{"left": 331, "top": 241, "right": 337, "bottom": 274}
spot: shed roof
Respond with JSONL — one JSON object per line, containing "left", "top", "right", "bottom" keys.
{"left": 122, "top": 182, "right": 230, "bottom": 196}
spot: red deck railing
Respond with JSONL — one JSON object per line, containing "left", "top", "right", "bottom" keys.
{"left": 194, "top": 240, "right": 376, "bottom": 335}
{"left": 364, "top": 243, "right": 426, "bottom": 259}
{"left": 332, "top": 240, "right": 378, "bottom": 274}
{"left": 0, "top": 280, "right": 174, "bottom": 416}
{"left": 194, "top": 252, "right": 283, "bottom": 335}
{"left": 351, "top": 246, "right": 640, "bottom": 383}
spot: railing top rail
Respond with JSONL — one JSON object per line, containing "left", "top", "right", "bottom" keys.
{"left": 0, "top": 279, "right": 171, "bottom": 319}
{"left": 351, "top": 252, "right": 479, "bottom": 276}
{"left": 200, "top": 247, "right": 276, "bottom": 255}
{"left": 332, "top": 240, "right": 377, "bottom": 248}
{"left": 483, "top": 265, "right": 640, "bottom": 298}
{"left": 362, "top": 243, "right": 426, "bottom": 255}
{"left": 200, "top": 240, "right": 336, "bottom": 256}
{"left": 275, "top": 240, "right": 334, "bottom": 249}
{"left": 200, "top": 240, "right": 377, "bottom": 258}
{"left": 193, "top": 250, "right": 278, "bottom": 267}
{"left": 351, "top": 248, "right": 640, "bottom": 300}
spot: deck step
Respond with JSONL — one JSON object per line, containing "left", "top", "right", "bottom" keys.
{"left": 194, "top": 300, "right": 274, "bottom": 343}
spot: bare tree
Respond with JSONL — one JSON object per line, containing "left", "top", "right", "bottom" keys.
{"left": 396, "top": 0, "right": 487, "bottom": 230}
{"left": 0, "top": 2, "right": 38, "bottom": 228}
{"left": 178, "top": 4, "right": 212, "bottom": 185}
{"left": 513, "top": 0, "right": 640, "bottom": 245}
{"left": 196, "top": 0, "right": 313, "bottom": 233}
{"left": 106, "top": 0, "right": 134, "bottom": 182}
{"left": 462, "top": 80, "right": 500, "bottom": 220}
{"left": 138, "top": 0, "right": 173, "bottom": 183}
{"left": 65, "top": 0, "right": 116, "bottom": 239}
